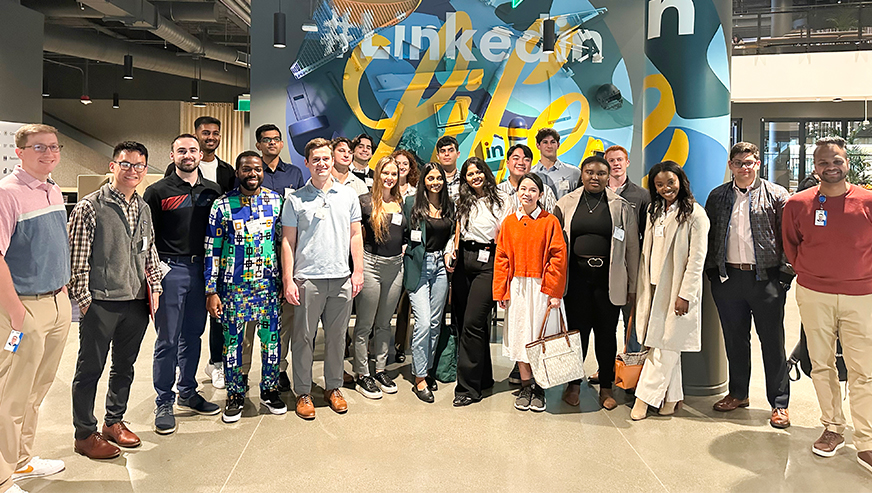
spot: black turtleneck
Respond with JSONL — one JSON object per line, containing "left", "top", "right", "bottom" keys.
{"left": 570, "top": 190, "right": 612, "bottom": 259}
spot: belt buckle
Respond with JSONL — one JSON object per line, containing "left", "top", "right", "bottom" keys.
{"left": 587, "top": 257, "right": 604, "bottom": 268}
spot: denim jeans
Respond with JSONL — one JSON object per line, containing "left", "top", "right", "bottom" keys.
{"left": 408, "top": 252, "right": 449, "bottom": 377}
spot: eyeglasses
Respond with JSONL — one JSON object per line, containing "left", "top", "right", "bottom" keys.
{"left": 259, "top": 137, "right": 282, "bottom": 144}
{"left": 730, "top": 160, "right": 758, "bottom": 168}
{"left": 117, "top": 161, "right": 147, "bottom": 172}
{"left": 20, "top": 144, "right": 63, "bottom": 153}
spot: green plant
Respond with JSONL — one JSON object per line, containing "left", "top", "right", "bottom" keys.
{"left": 846, "top": 125, "right": 871, "bottom": 185}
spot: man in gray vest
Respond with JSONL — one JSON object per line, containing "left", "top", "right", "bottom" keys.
{"left": 68, "top": 141, "right": 163, "bottom": 459}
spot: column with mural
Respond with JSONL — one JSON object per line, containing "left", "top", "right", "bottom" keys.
{"left": 643, "top": 0, "right": 732, "bottom": 395}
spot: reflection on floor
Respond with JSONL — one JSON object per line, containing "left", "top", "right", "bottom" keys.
{"left": 15, "top": 290, "right": 872, "bottom": 493}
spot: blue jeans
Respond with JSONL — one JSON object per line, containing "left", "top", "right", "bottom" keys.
{"left": 408, "top": 252, "right": 449, "bottom": 378}
{"left": 153, "top": 257, "right": 207, "bottom": 406}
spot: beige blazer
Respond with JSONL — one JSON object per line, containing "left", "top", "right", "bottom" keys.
{"left": 554, "top": 187, "right": 640, "bottom": 306}
{"left": 635, "top": 202, "right": 710, "bottom": 352}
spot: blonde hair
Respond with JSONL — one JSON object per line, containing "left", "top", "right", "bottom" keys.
{"left": 370, "top": 156, "right": 402, "bottom": 244}
{"left": 15, "top": 124, "right": 58, "bottom": 148}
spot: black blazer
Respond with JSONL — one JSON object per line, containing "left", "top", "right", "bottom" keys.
{"left": 164, "top": 157, "right": 235, "bottom": 193}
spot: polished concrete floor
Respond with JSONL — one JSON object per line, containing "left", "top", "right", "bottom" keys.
{"left": 14, "top": 289, "right": 872, "bottom": 493}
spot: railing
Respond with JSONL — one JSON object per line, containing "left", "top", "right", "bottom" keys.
{"left": 732, "top": 2, "right": 872, "bottom": 55}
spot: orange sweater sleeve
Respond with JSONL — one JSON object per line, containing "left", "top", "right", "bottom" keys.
{"left": 493, "top": 215, "right": 514, "bottom": 301}
{"left": 540, "top": 215, "right": 568, "bottom": 298}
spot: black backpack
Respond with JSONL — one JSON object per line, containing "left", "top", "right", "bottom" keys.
{"left": 787, "top": 325, "right": 847, "bottom": 382}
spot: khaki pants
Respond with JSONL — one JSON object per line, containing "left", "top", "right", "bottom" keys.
{"left": 0, "top": 292, "right": 71, "bottom": 492}
{"left": 796, "top": 285, "right": 872, "bottom": 452}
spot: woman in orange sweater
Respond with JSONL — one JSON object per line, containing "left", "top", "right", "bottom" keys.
{"left": 494, "top": 173, "right": 568, "bottom": 412}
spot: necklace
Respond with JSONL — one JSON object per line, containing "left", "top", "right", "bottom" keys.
{"left": 582, "top": 191, "right": 603, "bottom": 213}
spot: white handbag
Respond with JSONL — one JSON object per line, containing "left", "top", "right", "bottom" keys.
{"left": 524, "top": 305, "right": 585, "bottom": 389}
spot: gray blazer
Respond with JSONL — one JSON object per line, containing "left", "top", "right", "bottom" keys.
{"left": 553, "top": 187, "right": 640, "bottom": 306}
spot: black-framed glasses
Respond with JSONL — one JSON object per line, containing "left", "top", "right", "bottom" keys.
{"left": 117, "top": 161, "right": 148, "bottom": 172}
{"left": 20, "top": 144, "right": 63, "bottom": 153}
{"left": 259, "top": 137, "right": 282, "bottom": 144}
{"left": 730, "top": 160, "right": 758, "bottom": 168}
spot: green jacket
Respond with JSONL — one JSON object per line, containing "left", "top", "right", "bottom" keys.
{"left": 402, "top": 196, "right": 426, "bottom": 291}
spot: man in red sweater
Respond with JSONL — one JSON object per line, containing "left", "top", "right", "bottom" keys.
{"left": 783, "top": 136, "right": 872, "bottom": 475}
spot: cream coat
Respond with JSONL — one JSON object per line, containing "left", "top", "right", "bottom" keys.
{"left": 554, "top": 187, "right": 640, "bottom": 306}
{"left": 635, "top": 202, "right": 710, "bottom": 352}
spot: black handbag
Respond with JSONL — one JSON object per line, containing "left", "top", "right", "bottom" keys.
{"left": 787, "top": 325, "right": 847, "bottom": 382}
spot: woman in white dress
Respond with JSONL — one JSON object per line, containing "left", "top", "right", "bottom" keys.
{"left": 631, "top": 161, "right": 710, "bottom": 420}
{"left": 494, "top": 173, "right": 567, "bottom": 412}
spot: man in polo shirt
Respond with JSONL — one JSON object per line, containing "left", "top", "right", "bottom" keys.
{"left": 0, "top": 124, "right": 72, "bottom": 493}
{"left": 256, "top": 124, "right": 306, "bottom": 194}
{"left": 783, "top": 136, "right": 872, "bottom": 473}
{"left": 435, "top": 135, "right": 461, "bottom": 202}
{"left": 350, "top": 133, "right": 374, "bottom": 185}
{"left": 164, "top": 116, "right": 234, "bottom": 390}
{"left": 144, "top": 134, "right": 222, "bottom": 435}
{"left": 68, "top": 141, "right": 163, "bottom": 459}
{"left": 281, "top": 137, "right": 364, "bottom": 420}
{"left": 531, "top": 127, "right": 580, "bottom": 199}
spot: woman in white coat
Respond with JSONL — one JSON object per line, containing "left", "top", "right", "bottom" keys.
{"left": 631, "top": 161, "right": 710, "bottom": 420}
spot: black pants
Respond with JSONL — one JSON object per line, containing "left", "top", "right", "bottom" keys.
{"left": 453, "top": 246, "right": 496, "bottom": 400}
{"left": 565, "top": 260, "right": 621, "bottom": 389}
{"left": 710, "top": 267, "right": 789, "bottom": 409}
{"left": 395, "top": 291, "right": 411, "bottom": 351}
{"left": 71, "top": 299, "right": 149, "bottom": 440}
{"left": 208, "top": 317, "right": 224, "bottom": 365}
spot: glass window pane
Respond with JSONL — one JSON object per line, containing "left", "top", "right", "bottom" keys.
{"left": 763, "top": 121, "right": 800, "bottom": 191}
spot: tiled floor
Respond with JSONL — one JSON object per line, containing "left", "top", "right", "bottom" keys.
{"left": 13, "top": 289, "right": 872, "bottom": 492}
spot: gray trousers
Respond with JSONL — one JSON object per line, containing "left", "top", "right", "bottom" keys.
{"left": 353, "top": 252, "right": 404, "bottom": 376}
{"left": 292, "top": 277, "right": 353, "bottom": 395}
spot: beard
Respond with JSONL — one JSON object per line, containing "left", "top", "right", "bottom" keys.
{"left": 240, "top": 177, "right": 262, "bottom": 192}
{"left": 176, "top": 159, "right": 198, "bottom": 173}
{"left": 819, "top": 169, "right": 847, "bottom": 184}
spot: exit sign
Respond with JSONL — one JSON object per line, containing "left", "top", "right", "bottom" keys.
{"left": 236, "top": 94, "right": 250, "bottom": 112}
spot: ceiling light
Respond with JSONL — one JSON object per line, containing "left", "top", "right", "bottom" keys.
{"left": 80, "top": 95, "right": 92, "bottom": 105}
{"left": 274, "top": 12, "right": 287, "bottom": 48}
{"left": 191, "top": 79, "right": 200, "bottom": 100}
{"left": 193, "top": 100, "right": 206, "bottom": 108}
{"left": 113, "top": 93, "right": 120, "bottom": 109}
{"left": 543, "top": 18, "right": 556, "bottom": 54}
{"left": 302, "top": 21, "right": 318, "bottom": 32}
{"left": 123, "top": 54, "right": 133, "bottom": 80}
{"left": 833, "top": 97, "right": 843, "bottom": 102}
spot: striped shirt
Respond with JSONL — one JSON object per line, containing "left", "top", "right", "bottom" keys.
{"left": 0, "top": 166, "right": 70, "bottom": 295}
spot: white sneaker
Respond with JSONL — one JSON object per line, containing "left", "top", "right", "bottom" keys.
{"left": 12, "top": 457, "right": 65, "bottom": 481}
{"left": 9, "top": 484, "right": 29, "bottom": 493}
{"left": 206, "top": 362, "right": 225, "bottom": 389}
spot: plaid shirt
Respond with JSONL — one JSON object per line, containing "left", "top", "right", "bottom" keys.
{"left": 704, "top": 178, "right": 791, "bottom": 280}
{"left": 68, "top": 184, "right": 162, "bottom": 309}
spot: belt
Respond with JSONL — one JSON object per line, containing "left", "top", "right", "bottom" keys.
{"left": 460, "top": 240, "right": 495, "bottom": 251}
{"left": 20, "top": 287, "right": 63, "bottom": 299}
{"left": 161, "top": 255, "right": 203, "bottom": 263}
{"left": 582, "top": 256, "right": 606, "bottom": 268}
{"left": 726, "top": 263, "right": 755, "bottom": 271}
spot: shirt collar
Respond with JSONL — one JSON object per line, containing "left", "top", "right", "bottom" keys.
{"left": 14, "top": 165, "right": 54, "bottom": 190}
{"left": 732, "top": 177, "right": 761, "bottom": 192}
{"left": 107, "top": 182, "right": 138, "bottom": 205}
{"left": 168, "top": 169, "right": 202, "bottom": 187}
{"left": 516, "top": 206, "right": 542, "bottom": 220}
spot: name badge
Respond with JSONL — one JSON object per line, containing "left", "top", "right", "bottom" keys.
{"left": 613, "top": 227, "right": 625, "bottom": 241}
{"left": 141, "top": 236, "right": 149, "bottom": 252}
{"left": 477, "top": 249, "right": 491, "bottom": 263}
{"left": 558, "top": 178, "right": 570, "bottom": 191}
{"left": 4, "top": 329, "right": 22, "bottom": 353}
{"left": 815, "top": 209, "right": 827, "bottom": 227}
{"left": 655, "top": 225, "right": 665, "bottom": 237}
{"left": 391, "top": 212, "right": 402, "bottom": 226}
{"left": 284, "top": 187, "right": 294, "bottom": 198}
{"left": 410, "top": 229, "right": 422, "bottom": 243}
{"left": 315, "top": 208, "right": 328, "bottom": 220}
{"left": 365, "top": 177, "right": 374, "bottom": 187}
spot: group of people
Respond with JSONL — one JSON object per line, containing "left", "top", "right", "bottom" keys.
{"left": 0, "top": 120, "right": 870, "bottom": 493}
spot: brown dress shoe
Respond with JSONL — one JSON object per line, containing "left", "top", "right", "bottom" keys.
{"left": 102, "top": 422, "right": 141, "bottom": 448}
{"left": 770, "top": 408, "right": 790, "bottom": 429}
{"left": 562, "top": 383, "right": 581, "bottom": 406}
{"left": 713, "top": 394, "right": 750, "bottom": 412}
{"left": 599, "top": 388, "right": 617, "bottom": 410}
{"left": 325, "top": 388, "right": 348, "bottom": 414}
{"left": 74, "top": 432, "right": 120, "bottom": 460}
{"left": 295, "top": 394, "right": 316, "bottom": 420}
{"left": 812, "top": 430, "right": 845, "bottom": 457}
{"left": 858, "top": 450, "right": 872, "bottom": 474}
{"left": 588, "top": 372, "right": 600, "bottom": 385}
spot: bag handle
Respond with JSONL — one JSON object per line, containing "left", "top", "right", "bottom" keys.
{"left": 537, "top": 304, "right": 568, "bottom": 341}
{"left": 622, "top": 306, "right": 636, "bottom": 353}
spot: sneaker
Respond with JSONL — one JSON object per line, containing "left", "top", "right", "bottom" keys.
{"left": 12, "top": 457, "right": 65, "bottom": 481}
{"left": 812, "top": 430, "right": 845, "bottom": 457}
{"left": 374, "top": 372, "right": 398, "bottom": 394}
{"left": 222, "top": 394, "right": 245, "bottom": 423}
{"left": 153, "top": 402, "right": 176, "bottom": 435}
{"left": 261, "top": 390, "right": 287, "bottom": 415}
{"left": 8, "top": 484, "right": 28, "bottom": 493}
{"left": 529, "top": 385, "right": 546, "bottom": 412}
{"left": 177, "top": 393, "right": 220, "bottom": 416}
{"left": 508, "top": 364, "right": 522, "bottom": 385}
{"left": 514, "top": 385, "right": 533, "bottom": 411}
{"left": 859, "top": 450, "right": 872, "bottom": 474}
{"left": 277, "top": 371, "right": 291, "bottom": 393}
{"left": 205, "top": 362, "right": 225, "bottom": 389}
{"left": 355, "top": 375, "right": 383, "bottom": 399}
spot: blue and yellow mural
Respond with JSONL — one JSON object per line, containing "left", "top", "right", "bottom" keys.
{"left": 285, "top": 0, "right": 636, "bottom": 181}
